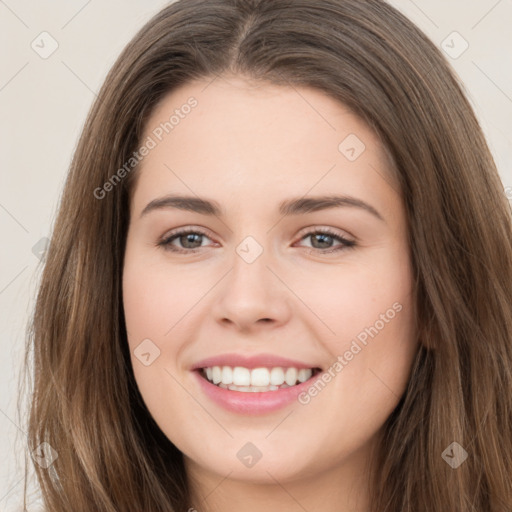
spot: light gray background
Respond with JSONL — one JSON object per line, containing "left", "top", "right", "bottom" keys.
{"left": 1, "top": 0, "right": 511, "bottom": 509}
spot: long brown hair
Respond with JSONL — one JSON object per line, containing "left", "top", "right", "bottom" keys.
{"left": 20, "top": 0, "right": 512, "bottom": 510}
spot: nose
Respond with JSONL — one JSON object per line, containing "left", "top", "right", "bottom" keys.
{"left": 211, "top": 245, "right": 293, "bottom": 333}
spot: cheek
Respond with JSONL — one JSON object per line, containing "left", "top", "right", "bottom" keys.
{"left": 122, "top": 249, "right": 184, "bottom": 406}
{"left": 297, "top": 252, "right": 413, "bottom": 347}
{"left": 122, "top": 255, "right": 195, "bottom": 441}
{"left": 122, "top": 250, "right": 197, "bottom": 341}
{"left": 303, "top": 247, "right": 417, "bottom": 393}
{"left": 123, "top": 273, "right": 170, "bottom": 338}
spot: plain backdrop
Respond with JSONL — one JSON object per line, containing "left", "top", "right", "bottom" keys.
{"left": 1, "top": 0, "right": 511, "bottom": 509}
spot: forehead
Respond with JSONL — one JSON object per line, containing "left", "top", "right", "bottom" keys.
{"left": 131, "top": 75, "right": 399, "bottom": 216}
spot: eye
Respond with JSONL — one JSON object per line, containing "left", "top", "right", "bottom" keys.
{"left": 157, "top": 228, "right": 215, "bottom": 254}
{"left": 157, "top": 227, "right": 356, "bottom": 255}
{"left": 296, "top": 228, "right": 356, "bottom": 254}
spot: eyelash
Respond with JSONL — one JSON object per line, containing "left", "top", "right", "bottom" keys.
{"left": 157, "top": 227, "right": 356, "bottom": 255}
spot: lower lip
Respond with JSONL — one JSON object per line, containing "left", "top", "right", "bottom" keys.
{"left": 193, "top": 370, "right": 318, "bottom": 415}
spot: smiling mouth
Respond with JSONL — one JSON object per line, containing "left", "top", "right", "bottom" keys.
{"left": 198, "top": 365, "right": 322, "bottom": 392}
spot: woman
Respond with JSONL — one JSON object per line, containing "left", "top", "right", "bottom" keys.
{"left": 23, "top": 0, "right": 512, "bottom": 510}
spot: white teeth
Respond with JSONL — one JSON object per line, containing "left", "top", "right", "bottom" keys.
{"left": 251, "top": 368, "right": 270, "bottom": 386}
{"left": 298, "top": 368, "right": 312, "bottom": 382}
{"left": 221, "top": 366, "right": 233, "bottom": 385}
{"left": 219, "top": 383, "right": 288, "bottom": 392}
{"left": 212, "top": 366, "right": 222, "bottom": 384}
{"left": 269, "top": 367, "right": 285, "bottom": 385}
{"left": 202, "top": 365, "right": 316, "bottom": 390}
{"left": 232, "top": 366, "right": 251, "bottom": 386}
{"left": 285, "top": 368, "right": 298, "bottom": 386}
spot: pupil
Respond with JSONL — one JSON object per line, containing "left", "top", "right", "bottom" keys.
{"left": 178, "top": 233, "right": 334, "bottom": 250}
{"left": 312, "top": 234, "right": 332, "bottom": 249}
{"left": 181, "top": 233, "right": 202, "bottom": 248}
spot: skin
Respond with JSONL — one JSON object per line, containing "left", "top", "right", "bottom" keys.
{"left": 122, "top": 75, "right": 419, "bottom": 512}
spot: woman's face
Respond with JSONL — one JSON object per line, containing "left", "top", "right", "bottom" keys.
{"left": 123, "top": 75, "right": 418, "bottom": 490}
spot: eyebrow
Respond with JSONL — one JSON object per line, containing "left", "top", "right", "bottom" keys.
{"left": 140, "top": 194, "right": 385, "bottom": 222}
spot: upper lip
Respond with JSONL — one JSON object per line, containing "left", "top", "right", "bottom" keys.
{"left": 190, "top": 353, "right": 322, "bottom": 371}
